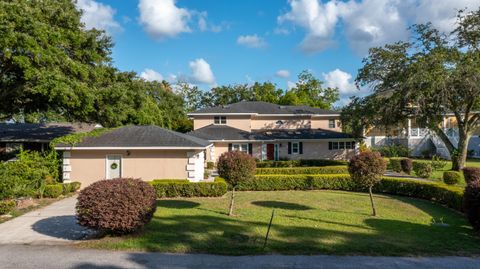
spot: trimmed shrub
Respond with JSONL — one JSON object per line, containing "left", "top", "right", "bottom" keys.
{"left": 43, "top": 184, "right": 63, "bottom": 198}
{"left": 149, "top": 178, "right": 227, "bottom": 198}
{"left": 413, "top": 161, "right": 433, "bottom": 178}
{"left": 206, "top": 162, "right": 215, "bottom": 170}
{"left": 463, "top": 180, "right": 480, "bottom": 230}
{"left": 431, "top": 155, "right": 448, "bottom": 170}
{"left": 62, "top": 182, "right": 82, "bottom": 195}
{"left": 400, "top": 158, "right": 413, "bottom": 174}
{"left": 236, "top": 174, "right": 355, "bottom": 191}
{"left": 256, "top": 159, "right": 348, "bottom": 168}
{"left": 76, "top": 178, "right": 157, "bottom": 234}
{"left": 443, "top": 171, "right": 462, "bottom": 185}
{"left": 463, "top": 167, "right": 480, "bottom": 184}
{"left": 255, "top": 165, "right": 348, "bottom": 175}
{"left": 389, "top": 158, "right": 403, "bottom": 173}
{"left": 0, "top": 200, "right": 16, "bottom": 215}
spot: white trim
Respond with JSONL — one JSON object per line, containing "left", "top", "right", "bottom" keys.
{"left": 54, "top": 146, "right": 210, "bottom": 150}
{"left": 105, "top": 154, "right": 123, "bottom": 179}
{"left": 291, "top": 142, "right": 300, "bottom": 154}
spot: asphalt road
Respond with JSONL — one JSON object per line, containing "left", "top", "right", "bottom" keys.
{"left": 1, "top": 245, "right": 480, "bottom": 269}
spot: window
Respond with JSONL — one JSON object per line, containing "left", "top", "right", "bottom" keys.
{"left": 328, "top": 119, "right": 335, "bottom": 128}
{"left": 339, "top": 141, "right": 345, "bottom": 149}
{"left": 292, "top": 142, "right": 299, "bottom": 154}
{"left": 214, "top": 116, "right": 226, "bottom": 125}
{"left": 329, "top": 141, "right": 356, "bottom": 150}
{"left": 232, "top": 143, "right": 248, "bottom": 153}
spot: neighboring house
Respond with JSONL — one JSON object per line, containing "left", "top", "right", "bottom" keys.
{"left": 188, "top": 101, "right": 358, "bottom": 162}
{"left": 0, "top": 122, "right": 100, "bottom": 155}
{"left": 365, "top": 115, "right": 480, "bottom": 159}
{"left": 54, "top": 125, "right": 211, "bottom": 188}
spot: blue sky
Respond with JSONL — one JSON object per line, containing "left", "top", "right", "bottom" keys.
{"left": 76, "top": 0, "right": 480, "bottom": 105}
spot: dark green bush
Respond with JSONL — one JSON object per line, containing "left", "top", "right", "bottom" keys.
{"left": 256, "top": 159, "right": 348, "bottom": 168}
{"left": 236, "top": 174, "right": 354, "bottom": 191}
{"left": 389, "top": 158, "right": 403, "bottom": 173}
{"left": 443, "top": 171, "right": 462, "bottom": 185}
{"left": 413, "top": 161, "right": 433, "bottom": 178}
{"left": 400, "top": 158, "right": 413, "bottom": 174}
{"left": 0, "top": 200, "right": 16, "bottom": 215}
{"left": 206, "top": 162, "right": 215, "bottom": 169}
{"left": 463, "top": 167, "right": 480, "bottom": 184}
{"left": 463, "top": 180, "right": 480, "bottom": 231}
{"left": 255, "top": 165, "right": 348, "bottom": 175}
{"left": 77, "top": 178, "right": 157, "bottom": 234}
{"left": 43, "top": 184, "right": 63, "bottom": 198}
{"left": 149, "top": 178, "right": 227, "bottom": 198}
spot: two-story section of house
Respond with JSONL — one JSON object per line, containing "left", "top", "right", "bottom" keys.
{"left": 188, "top": 101, "right": 359, "bottom": 162}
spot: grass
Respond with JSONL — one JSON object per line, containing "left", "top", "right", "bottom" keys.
{"left": 80, "top": 190, "right": 480, "bottom": 256}
{"left": 413, "top": 159, "right": 480, "bottom": 184}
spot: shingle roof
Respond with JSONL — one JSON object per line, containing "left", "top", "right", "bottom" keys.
{"left": 188, "top": 125, "right": 356, "bottom": 141}
{"left": 189, "top": 101, "right": 339, "bottom": 115}
{"left": 57, "top": 125, "right": 211, "bottom": 148}
{"left": 0, "top": 122, "right": 99, "bottom": 142}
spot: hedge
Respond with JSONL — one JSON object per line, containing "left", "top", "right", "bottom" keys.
{"left": 149, "top": 178, "right": 228, "bottom": 198}
{"left": 256, "top": 159, "right": 348, "bottom": 168}
{"left": 389, "top": 158, "right": 403, "bottom": 173}
{"left": 255, "top": 166, "right": 348, "bottom": 175}
{"left": 43, "top": 184, "right": 64, "bottom": 198}
{"left": 227, "top": 174, "right": 463, "bottom": 211}
{"left": 0, "top": 200, "right": 16, "bottom": 215}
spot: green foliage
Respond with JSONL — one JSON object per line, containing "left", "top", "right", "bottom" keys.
{"left": 400, "top": 158, "right": 413, "bottom": 174}
{"left": 62, "top": 182, "right": 81, "bottom": 195}
{"left": 43, "top": 184, "right": 63, "bottom": 198}
{"left": 256, "top": 159, "right": 348, "bottom": 168}
{"left": 206, "top": 162, "right": 215, "bottom": 170}
{"left": 236, "top": 174, "right": 355, "bottom": 191}
{"left": 348, "top": 152, "right": 387, "bottom": 188}
{"left": 463, "top": 167, "right": 480, "bottom": 184}
{"left": 149, "top": 178, "right": 227, "bottom": 198}
{"left": 373, "top": 145, "right": 410, "bottom": 158}
{"left": 0, "top": 200, "right": 16, "bottom": 215}
{"left": 217, "top": 151, "right": 256, "bottom": 187}
{"left": 443, "top": 171, "right": 462, "bottom": 185}
{"left": 389, "top": 158, "right": 403, "bottom": 173}
{"left": 463, "top": 180, "right": 480, "bottom": 230}
{"left": 50, "top": 128, "right": 110, "bottom": 147}
{"left": 413, "top": 161, "right": 433, "bottom": 178}
{"left": 0, "top": 149, "right": 59, "bottom": 199}
{"left": 431, "top": 155, "right": 448, "bottom": 171}
{"left": 255, "top": 166, "right": 348, "bottom": 175}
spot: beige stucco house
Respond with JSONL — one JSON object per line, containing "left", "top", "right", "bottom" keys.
{"left": 188, "top": 101, "right": 359, "bottom": 162}
{"left": 54, "top": 125, "right": 211, "bottom": 188}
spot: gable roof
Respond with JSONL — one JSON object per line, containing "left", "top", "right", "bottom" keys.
{"left": 0, "top": 122, "right": 99, "bottom": 143}
{"left": 188, "top": 101, "right": 339, "bottom": 116}
{"left": 55, "top": 125, "right": 211, "bottom": 149}
{"left": 188, "top": 125, "right": 265, "bottom": 141}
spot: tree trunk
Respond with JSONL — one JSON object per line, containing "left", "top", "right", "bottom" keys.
{"left": 369, "top": 186, "right": 377, "bottom": 217}
{"left": 452, "top": 131, "right": 470, "bottom": 171}
{"left": 228, "top": 187, "right": 235, "bottom": 216}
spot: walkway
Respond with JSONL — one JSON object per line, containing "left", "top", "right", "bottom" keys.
{"left": 0, "top": 196, "right": 95, "bottom": 245}
{"left": 1, "top": 245, "right": 480, "bottom": 269}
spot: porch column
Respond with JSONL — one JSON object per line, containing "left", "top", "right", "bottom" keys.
{"left": 62, "top": 151, "right": 72, "bottom": 183}
{"left": 407, "top": 118, "right": 412, "bottom": 138}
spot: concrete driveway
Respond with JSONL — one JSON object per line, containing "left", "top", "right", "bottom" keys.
{"left": 0, "top": 195, "right": 95, "bottom": 245}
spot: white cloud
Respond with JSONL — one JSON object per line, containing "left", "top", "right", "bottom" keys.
{"left": 322, "top": 69, "right": 357, "bottom": 94}
{"left": 237, "top": 34, "right": 267, "bottom": 48}
{"left": 275, "top": 70, "right": 290, "bottom": 78}
{"left": 278, "top": 0, "right": 480, "bottom": 54}
{"left": 138, "top": 0, "right": 192, "bottom": 39}
{"left": 140, "top": 68, "right": 164, "bottom": 82}
{"left": 76, "top": 0, "right": 121, "bottom": 33}
{"left": 188, "top": 58, "right": 215, "bottom": 85}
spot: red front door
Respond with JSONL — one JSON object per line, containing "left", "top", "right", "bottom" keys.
{"left": 266, "top": 144, "right": 275, "bottom": 160}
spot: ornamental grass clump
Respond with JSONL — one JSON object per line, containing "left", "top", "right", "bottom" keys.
{"left": 348, "top": 151, "right": 387, "bottom": 216}
{"left": 217, "top": 151, "right": 256, "bottom": 216}
{"left": 76, "top": 178, "right": 157, "bottom": 234}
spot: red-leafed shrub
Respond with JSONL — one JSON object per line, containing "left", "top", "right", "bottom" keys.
{"left": 217, "top": 151, "right": 256, "bottom": 216}
{"left": 463, "top": 167, "right": 480, "bottom": 184}
{"left": 463, "top": 180, "right": 480, "bottom": 231}
{"left": 76, "top": 178, "right": 157, "bottom": 234}
{"left": 349, "top": 151, "right": 387, "bottom": 216}
{"left": 400, "top": 158, "right": 413, "bottom": 174}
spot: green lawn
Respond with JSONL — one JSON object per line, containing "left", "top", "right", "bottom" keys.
{"left": 81, "top": 190, "right": 480, "bottom": 256}
{"left": 418, "top": 159, "right": 480, "bottom": 183}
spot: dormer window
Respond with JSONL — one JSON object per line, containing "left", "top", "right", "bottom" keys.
{"left": 214, "top": 116, "right": 227, "bottom": 125}
{"left": 328, "top": 119, "right": 335, "bottom": 128}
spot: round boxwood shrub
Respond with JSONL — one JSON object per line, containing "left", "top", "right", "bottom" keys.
{"left": 400, "top": 158, "right": 413, "bottom": 174}
{"left": 76, "top": 178, "right": 157, "bottom": 234}
{"left": 463, "top": 167, "right": 480, "bottom": 184}
{"left": 43, "top": 184, "right": 63, "bottom": 198}
{"left": 463, "top": 180, "right": 480, "bottom": 231}
{"left": 413, "top": 162, "right": 433, "bottom": 178}
{"left": 443, "top": 171, "right": 462, "bottom": 185}
{"left": 389, "top": 158, "right": 402, "bottom": 173}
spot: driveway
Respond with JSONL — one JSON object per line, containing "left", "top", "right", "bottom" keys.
{"left": 1, "top": 245, "right": 480, "bottom": 269}
{"left": 0, "top": 195, "right": 95, "bottom": 245}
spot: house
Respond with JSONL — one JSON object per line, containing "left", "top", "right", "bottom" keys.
{"left": 0, "top": 122, "right": 100, "bottom": 155}
{"left": 365, "top": 115, "right": 480, "bottom": 159}
{"left": 187, "top": 101, "right": 358, "bottom": 162}
{"left": 54, "top": 125, "right": 211, "bottom": 188}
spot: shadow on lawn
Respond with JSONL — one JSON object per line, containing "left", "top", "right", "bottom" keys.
{"left": 157, "top": 200, "right": 200, "bottom": 209}
{"left": 251, "top": 200, "right": 313, "bottom": 210}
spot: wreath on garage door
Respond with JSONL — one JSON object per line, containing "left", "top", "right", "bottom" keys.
{"left": 110, "top": 162, "right": 118, "bottom": 170}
